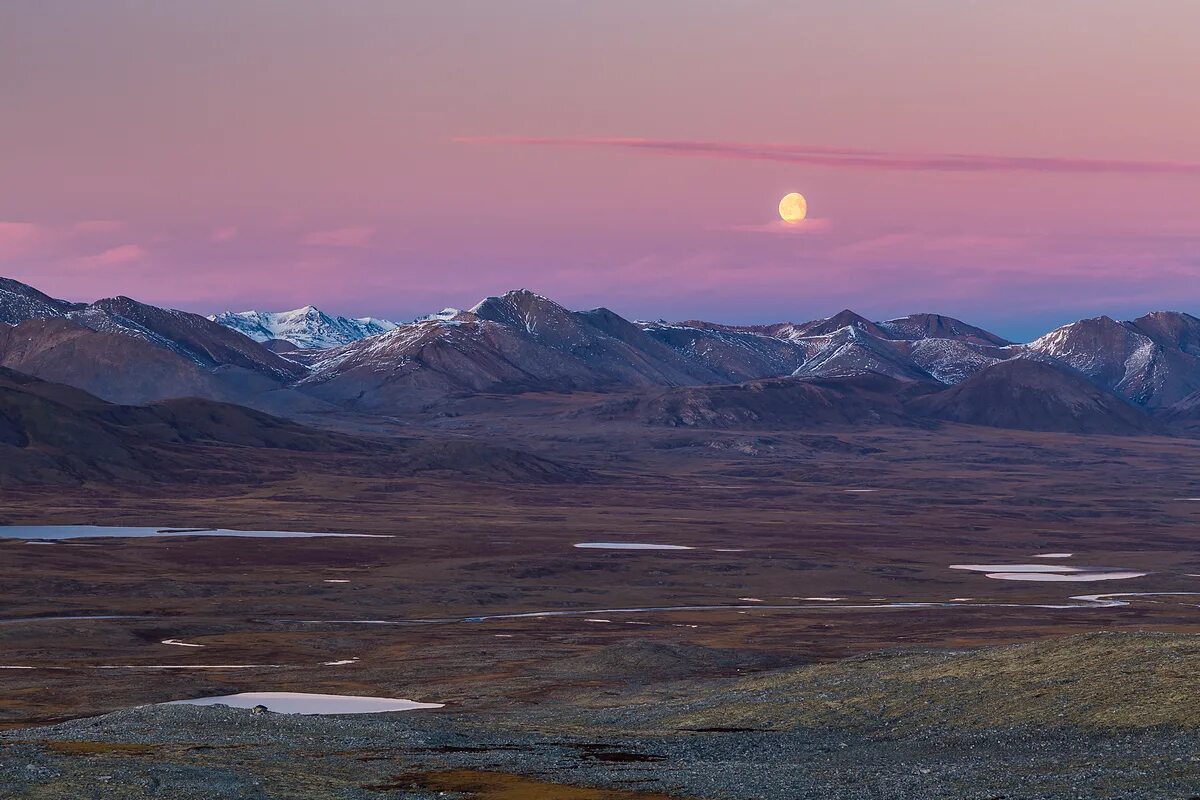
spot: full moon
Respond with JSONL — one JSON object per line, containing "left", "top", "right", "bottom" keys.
{"left": 778, "top": 192, "right": 807, "bottom": 223}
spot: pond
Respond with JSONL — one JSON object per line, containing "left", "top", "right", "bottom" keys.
{"left": 0, "top": 526, "right": 388, "bottom": 540}
{"left": 951, "top": 562, "right": 1146, "bottom": 582}
{"left": 162, "top": 691, "right": 443, "bottom": 714}
{"left": 573, "top": 542, "right": 694, "bottom": 550}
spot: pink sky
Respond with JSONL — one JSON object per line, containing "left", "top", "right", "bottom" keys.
{"left": 2, "top": 1, "right": 1199, "bottom": 339}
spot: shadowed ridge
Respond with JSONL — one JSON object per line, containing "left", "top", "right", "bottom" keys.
{"left": 86, "top": 296, "right": 306, "bottom": 380}
{"left": 0, "top": 276, "right": 85, "bottom": 324}
{"left": 586, "top": 374, "right": 922, "bottom": 429}
{"left": 908, "top": 358, "right": 1158, "bottom": 434}
{"left": 879, "top": 312, "right": 1013, "bottom": 346}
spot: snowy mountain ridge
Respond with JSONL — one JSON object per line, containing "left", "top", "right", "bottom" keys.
{"left": 7, "top": 276, "right": 1197, "bottom": 419}
{"left": 208, "top": 306, "right": 398, "bottom": 349}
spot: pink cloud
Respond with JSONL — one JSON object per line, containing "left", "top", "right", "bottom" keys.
{"left": 454, "top": 136, "right": 1200, "bottom": 176}
{"left": 0, "top": 221, "right": 46, "bottom": 257}
{"left": 75, "top": 244, "right": 147, "bottom": 268}
{"left": 300, "top": 226, "right": 374, "bottom": 248}
{"left": 211, "top": 225, "right": 239, "bottom": 242}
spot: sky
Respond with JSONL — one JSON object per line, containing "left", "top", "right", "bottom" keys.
{"left": 2, "top": 0, "right": 1199, "bottom": 340}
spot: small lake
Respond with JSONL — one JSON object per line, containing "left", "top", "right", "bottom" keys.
{"left": 0, "top": 526, "right": 389, "bottom": 540}
{"left": 950, "top": 564, "right": 1083, "bottom": 573}
{"left": 162, "top": 691, "right": 443, "bottom": 714}
{"left": 0, "top": 615, "right": 146, "bottom": 625}
{"left": 985, "top": 570, "right": 1148, "bottom": 582}
{"left": 574, "top": 542, "right": 694, "bottom": 550}
{"left": 951, "top": 562, "right": 1146, "bottom": 582}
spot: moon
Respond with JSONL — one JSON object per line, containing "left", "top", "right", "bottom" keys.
{"left": 778, "top": 192, "right": 807, "bottom": 223}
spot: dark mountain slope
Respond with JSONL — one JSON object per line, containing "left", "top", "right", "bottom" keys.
{"left": 0, "top": 318, "right": 239, "bottom": 405}
{"left": 470, "top": 290, "right": 724, "bottom": 384}
{"left": 791, "top": 326, "right": 939, "bottom": 383}
{"left": 0, "top": 316, "right": 324, "bottom": 413}
{"left": 1164, "top": 389, "right": 1200, "bottom": 437}
{"left": 907, "top": 358, "right": 1158, "bottom": 435}
{"left": 0, "top": 367, "right": 361, "bottom": 485}
{"left": 0, "top": 277, "right": 85, "bottom": 324}
{"left": 0, "top": 278, "right": 311, "bottom": 409}
{"left": 589, "top": 374, "right": 922, "bottom": 429}
{"left": 638, "top": 322, "right": 811, "bottom": 383}
{"left": 300, "top": 316, "right": 607, "bottom": 410}
{"left": 0, "top": 367, "right": 583, "bottom": 485}
{"left": 82, "top": 296, "right": 306, "bottom": 381}
{"left": 893, "top": 337, "right": 1008, "bottom": 384}
{"left": 1025, "top": 315, "right": 1200, "bottom": 408}
{"left": 1129, "top": 311, "right": 1200, "bottom": 356}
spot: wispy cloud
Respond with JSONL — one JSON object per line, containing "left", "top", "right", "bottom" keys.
{"left": 0, "top": 221, "right": 45, "bottom": 256}
{"left": 454, "top": 136, "right": 1200, "bottom": 176}
{"left": 300, "top": 226, "right": 374, "bottom": 248}
{"left": 75, "top": 244, "right": 147, "bottom": 268}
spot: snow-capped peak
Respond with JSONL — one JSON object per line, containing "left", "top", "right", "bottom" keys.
{"left": 209, "top": 306, "right": 398, "bottom": 349}
{"left": 415, "top": 308, "right": 462, "bottom": 323}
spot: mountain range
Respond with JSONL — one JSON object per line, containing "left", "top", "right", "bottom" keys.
{"left": 3, "top": 276, "right": 1199, "bottom": 437}
{"left": 208, "top": 306, "right": 397, "bottom": 349}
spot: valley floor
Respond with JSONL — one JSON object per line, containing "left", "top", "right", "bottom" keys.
{"left": 2, "top": 415, "right": 1200, "bottom": 797}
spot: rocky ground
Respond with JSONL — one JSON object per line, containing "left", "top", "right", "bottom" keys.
{"left": 6, "top": 705, "right": 1200, "bottom": 800}
{"left": 4, "top": 632, "right": 1200, "bottom": 799}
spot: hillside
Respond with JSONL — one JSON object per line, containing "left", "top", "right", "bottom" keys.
{"left": 907, "top": 358, "right": 1159, "bottom": 434}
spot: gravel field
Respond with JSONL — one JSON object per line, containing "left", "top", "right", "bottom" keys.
{"left": 4, "top": 699, "right": 1200, "bottom": 799}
